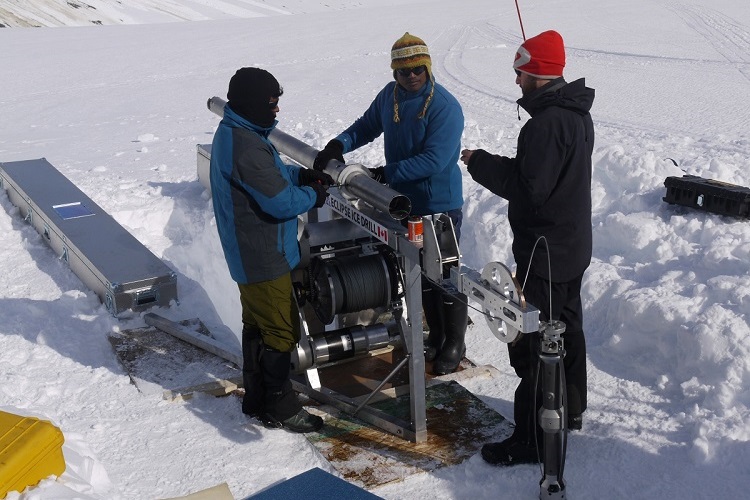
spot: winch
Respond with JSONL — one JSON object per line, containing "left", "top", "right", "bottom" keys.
{"left": 201, "top": 96, "right": 542, "bottom": 444}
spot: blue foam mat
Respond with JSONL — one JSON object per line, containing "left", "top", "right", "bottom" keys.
{"left": 247, "top": 467, "right": 382, "bottom": 499}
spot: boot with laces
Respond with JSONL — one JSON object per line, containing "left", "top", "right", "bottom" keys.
{"left": 260, "top": 408, "right": 324, "bottom": 433}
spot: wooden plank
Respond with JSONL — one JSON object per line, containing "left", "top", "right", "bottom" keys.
{"left": 143, "top": 313, "right": 243, "bottom": 367}
{"left": 162, "top": 376, "right": 243, "bottom": 402}
{"left": 161, "top": 482, "right": 234, "bottom": 500}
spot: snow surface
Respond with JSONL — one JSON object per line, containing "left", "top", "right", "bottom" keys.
{"left": 1, "top": 0, "right": 749, "bottom": 498}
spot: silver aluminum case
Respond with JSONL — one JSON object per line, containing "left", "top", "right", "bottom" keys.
{"left": 0, "top": 158, "right": 178, "bottom": 315}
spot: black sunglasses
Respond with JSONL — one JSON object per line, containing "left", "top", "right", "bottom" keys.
{"left": 396, "top": 66, "right": 426, "bottom": 77}
{"left": 268, "top": 87, "right": 284, "bottom": 108}
{"left": 514, "top": 69, "right": 522, "bottom": 77}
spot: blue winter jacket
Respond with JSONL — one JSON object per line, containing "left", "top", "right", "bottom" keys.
{"left": 335, "top": 79, "right": 464, "bottom": 216}
{"left": 210, "top": 105, "right": 318, "bottom": 284}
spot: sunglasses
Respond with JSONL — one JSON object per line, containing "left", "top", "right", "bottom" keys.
{"left": 268, "top": 99, "right": 280, "bottom": 109}
{"left": 396, "top": 66, "right": 426, "bottom": 77}
{"left": 514, "top": 69, "right": 522, "bottom": 77}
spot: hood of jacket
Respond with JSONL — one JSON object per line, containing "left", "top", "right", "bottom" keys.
{"left": 518, "top": 77, "right": 594, "bottom": 118}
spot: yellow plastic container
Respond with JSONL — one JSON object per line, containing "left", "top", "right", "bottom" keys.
{"left": 0, "top": 411, "right": 66, "bottom": 498}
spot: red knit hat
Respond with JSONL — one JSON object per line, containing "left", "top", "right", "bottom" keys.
{"left": 513, "top": 30, "right": 565, "bottom": 79}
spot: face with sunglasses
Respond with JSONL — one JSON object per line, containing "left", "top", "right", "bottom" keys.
{"left": 257, "top": 97, "right": 279, "bottom": 128}
{"left": 514, "top": 68, "right": 544, "bottom": 97}
{"left": 395, "top": 65, "right": 428, "bottom": 92}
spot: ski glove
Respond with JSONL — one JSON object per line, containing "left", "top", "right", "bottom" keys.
{"left": 299, "top": 169, "right": 334, "bottom": 187}
{"left": 368, "top": 166, "right": 386, "bottom": 184}
{"left": 309, "top": 182, "right": 330, "bottom": 208}
{"left": 313, "top": 139, "right": 344, "bottom": 171}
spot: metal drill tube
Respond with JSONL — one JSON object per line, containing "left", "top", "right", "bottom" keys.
{"left": 206, "top": 96, "right": 410, "bottom": 219}
{"left": 207, "top": 96, "right": 226, "bottom": 119}
{"left": 341, "top": 171, "right": 411, "bottom": 220}
{"left": 269, "top": 127, "right": 320, "bottom": 170}
{"left": 303, "top": 323, "right": 393, "bottom": 368}
{"left": 538, "top": 320, "right": 567, "bottom": 500}
{"left": 539, "top": 354, "right": 566, "bottom": 499}
{"left": 269, "top": 129, "right": 410, "bottom": 219}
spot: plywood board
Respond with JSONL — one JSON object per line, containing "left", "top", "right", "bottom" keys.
{"left": 305, "top": 378, "right": 512, "bottom": 489}
{"left": 109, "top": 319, "right": 241, "bottom": 396}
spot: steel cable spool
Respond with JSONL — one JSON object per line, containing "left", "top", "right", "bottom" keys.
{"left": 312, "top": 253, "right": 393, "bottom": 325}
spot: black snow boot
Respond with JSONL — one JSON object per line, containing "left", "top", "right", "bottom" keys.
{"left": 260, "top": 407, "right": 324, "bottom": 433}
{"left": 241, "top": 326, "right": 265, "bottom": 417}
{"left": 258, "top": 348, "right": 323, "bottom": 433}
{"left": 421, "top": 282, "right": 445, "bottom": 362}
{"left": 563, "top": 330, "right": 587, "bottom": 431}
{"left": 432, "top": 292, "right": 468, "bottom": 375}
{"left": 481, "top": 432, "right": 539, "bottom": 466}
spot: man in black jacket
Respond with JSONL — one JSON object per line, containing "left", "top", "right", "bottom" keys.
{"left": 460, "top": 30, "right": 595, "bottom": 466}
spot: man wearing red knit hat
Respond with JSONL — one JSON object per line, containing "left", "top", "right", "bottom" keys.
{"left": 461, "top": 30, "right": 595, "bottom": 466}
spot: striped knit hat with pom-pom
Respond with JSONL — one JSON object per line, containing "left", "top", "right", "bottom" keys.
{"left": 390, "top": 32, "right": 434, "bottom": 122}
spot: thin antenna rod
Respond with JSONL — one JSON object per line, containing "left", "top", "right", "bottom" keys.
{"left": 515, "top": 0, "right": 527, "bottom": 40}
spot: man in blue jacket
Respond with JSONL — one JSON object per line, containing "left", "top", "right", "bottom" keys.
{"left": 314, "top": 33, "right": 468, "bottom": 375}
{"left": 210, "top": 67, "right": 333, "bottom": 433}
{"left": 461, "top": 30, "right": 595, "bottom": 465}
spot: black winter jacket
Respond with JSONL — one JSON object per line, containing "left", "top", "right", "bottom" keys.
{"left": 467, "top": 78, "right": 595, "bottom": 282}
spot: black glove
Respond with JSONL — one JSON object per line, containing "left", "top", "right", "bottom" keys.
{"left": 313, "top": 139, "right": 344, "bottom": 171}
{"left": 368, "top": 166, "right": 386, "bottom": 183}
{"left": 299, "top": 169, "right": 334, "bottom": 186}
{"left": 309, "top": 181, "right": 329, "bottom": 208}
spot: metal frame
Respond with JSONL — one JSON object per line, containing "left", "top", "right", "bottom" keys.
{"left": 294, "top": 193, "right": 427, "bottom": 441}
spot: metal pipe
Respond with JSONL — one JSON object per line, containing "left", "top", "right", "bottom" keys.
{"left": 293, "top": 323, "right": 395, "bottom": 372}
{"left": 207, "top": 96, "right": 410, "bottom": 220}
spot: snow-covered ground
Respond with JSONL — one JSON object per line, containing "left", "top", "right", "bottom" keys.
{"left": 1, "top": 0, "right": 749, "bottom": 498}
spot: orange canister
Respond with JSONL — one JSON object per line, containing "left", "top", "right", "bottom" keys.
{"left": 407, "top": 216, "right": 423, "bottom": 245}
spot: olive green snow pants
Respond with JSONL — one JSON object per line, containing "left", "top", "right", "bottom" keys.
{"left": 238, "top": 273, "right": 301, "bottom": 352}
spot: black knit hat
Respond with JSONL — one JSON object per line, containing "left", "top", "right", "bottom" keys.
{"left": 227, "top": 67, "right": 283, "bottom": 127}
